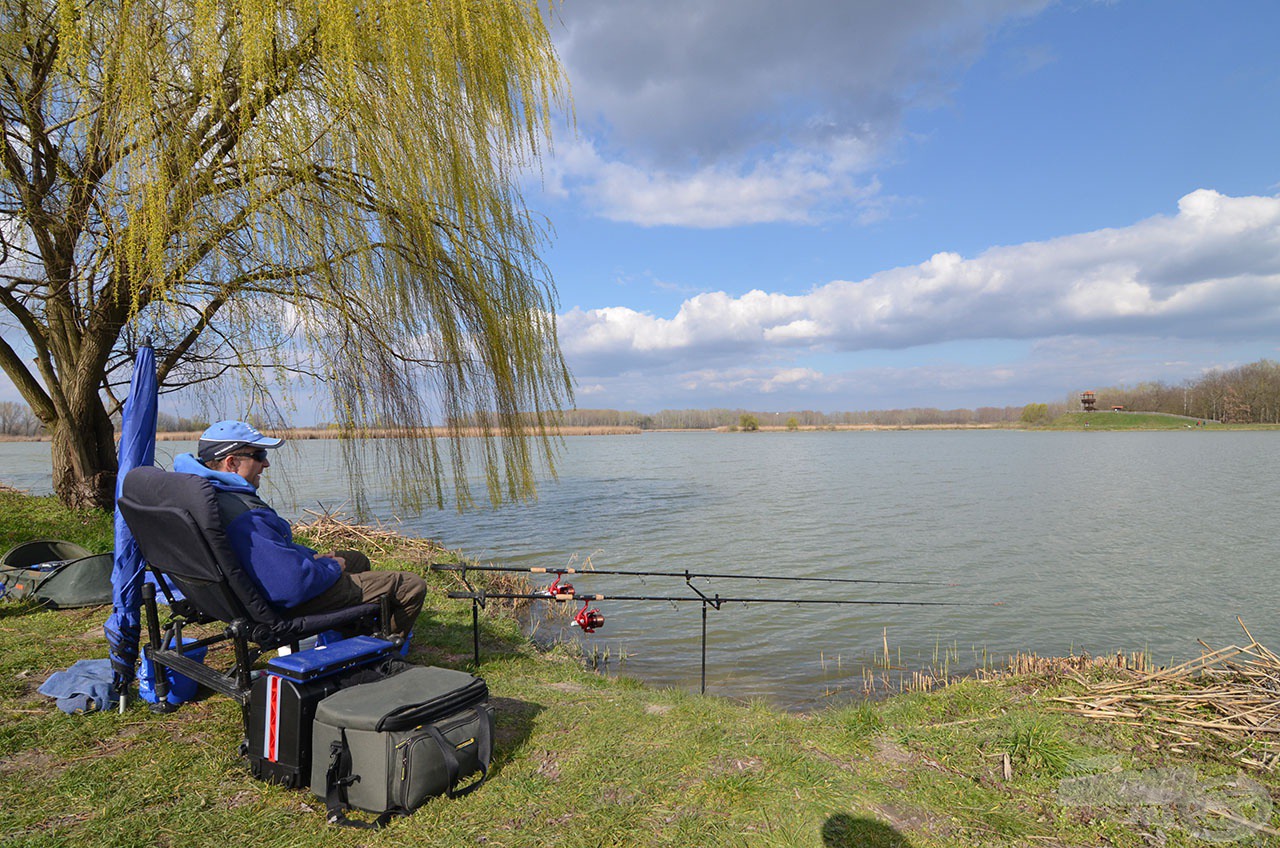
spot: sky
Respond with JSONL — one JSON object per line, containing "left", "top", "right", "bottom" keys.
{"left": 528, "top": 0, "right": 1280, "bottom": 412}
{"left": 3, "top": 0, "right": 1279, "bottom": 419}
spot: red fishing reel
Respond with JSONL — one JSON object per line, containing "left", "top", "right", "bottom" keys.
{"left": 538, "top": 575, "right": 575, "bottom": 598}
{"left": 571, "top": 599, "right": 605, "bottom": 633}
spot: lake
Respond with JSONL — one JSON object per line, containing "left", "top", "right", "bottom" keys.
{"left": 4, "top": 430, "right": 1277, "bottom": 708}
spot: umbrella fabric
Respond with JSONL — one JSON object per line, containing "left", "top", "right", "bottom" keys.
{"left": 104, "top": 345, "right": 157, "bottom": 699}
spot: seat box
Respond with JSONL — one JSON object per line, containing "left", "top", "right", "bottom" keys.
{"left": 246, "top": 636, "right": 395, "bottom": 787}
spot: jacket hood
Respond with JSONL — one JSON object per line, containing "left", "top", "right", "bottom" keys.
{"left": 174, "top": 453, "right": 257, "bottom": 493}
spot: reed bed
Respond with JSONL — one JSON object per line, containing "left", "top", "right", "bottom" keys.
{"left": 291, "top": 509, "right": 535, "bottom": 607}
{"left": 291, "top": 508, "right": 442, "bottom": 559}
{"left": 1053, "top": 620, "right": 1280, "bottom": 770}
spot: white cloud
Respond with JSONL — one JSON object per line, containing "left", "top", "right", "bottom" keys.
{"left": 546, "top": 0, "right": 1051, "bottom": 226}
{"left": 544, "top": 139, "right": 882, "bottom": 227}
{"left": 560, "top": 191, "right": 1280, "bottom": 376}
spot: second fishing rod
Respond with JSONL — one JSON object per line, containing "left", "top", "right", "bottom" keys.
{"left": 435, "top": 563, "right": 1000, "bottom": 693}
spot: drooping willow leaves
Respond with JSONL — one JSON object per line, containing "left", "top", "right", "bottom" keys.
{"left": 0, "top": 0, "right": 572, "bottom": 510}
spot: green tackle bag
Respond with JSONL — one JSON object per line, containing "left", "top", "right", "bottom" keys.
{"left": 0, "top": 540, "right": 113, "bottom": 608}
{"left": 311, "top": 665, "right": 493, "bottom": 827}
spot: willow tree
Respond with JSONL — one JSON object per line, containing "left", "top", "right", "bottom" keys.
{"left": 0, "top": 0, "right": 572, "bottom": 511}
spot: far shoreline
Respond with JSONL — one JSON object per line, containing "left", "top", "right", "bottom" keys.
{"left": 3, "top": 414, "right": 1277, "bottom": 443}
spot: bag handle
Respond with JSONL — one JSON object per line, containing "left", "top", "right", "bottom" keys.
{"left": 425, "top": 705, "right": 493, "bottom": 799}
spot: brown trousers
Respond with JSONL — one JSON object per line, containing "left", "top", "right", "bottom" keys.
{"left": 289, "top": 550, "right": 427, "bottom": 638}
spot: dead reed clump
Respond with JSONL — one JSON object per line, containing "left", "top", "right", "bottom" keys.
{"left": 291, "top": 509, "right": 537, "bottom": 610}
{"left": 290, "top": 507, "right": 442, "bottom": 560}
{"left": 1053, "top": 620, "right": 1280, "bottom": 770}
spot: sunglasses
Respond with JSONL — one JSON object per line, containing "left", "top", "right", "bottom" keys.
{"left": 231, "top": 448, "right": 269, "bottom": 462}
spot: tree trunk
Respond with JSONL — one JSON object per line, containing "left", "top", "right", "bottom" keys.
{"left": 50, "top": 401, "right": 118, "bottom": 512}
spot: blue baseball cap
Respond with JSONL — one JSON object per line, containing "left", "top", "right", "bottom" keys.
{"left": 197, "top": 420, "right": 285, "bottom": 462}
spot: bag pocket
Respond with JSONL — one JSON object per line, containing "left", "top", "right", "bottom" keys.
{"left": 392, "top": 704, "right": 493, "bottom": 807}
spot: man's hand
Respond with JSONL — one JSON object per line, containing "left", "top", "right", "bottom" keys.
{"left": 325, "top": 552, "right": 348, "bottom": 572}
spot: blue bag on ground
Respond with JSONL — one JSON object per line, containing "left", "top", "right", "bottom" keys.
{"left": 139, "top": 639, "right": 208, "bottom": 705}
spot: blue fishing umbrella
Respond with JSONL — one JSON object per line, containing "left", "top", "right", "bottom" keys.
{"left": 104, "top": 344, "right": 157, "bottom": 708}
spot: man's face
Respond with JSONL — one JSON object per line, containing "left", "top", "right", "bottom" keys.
{"left": 222, "top": 448, "right": 270, "bottom": 488}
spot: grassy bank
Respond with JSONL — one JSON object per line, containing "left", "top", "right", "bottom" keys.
{"left": 2, "top": 489, "right": 1277, "bottom": 847}
{"left": 1046, "top": 412, "right": 1229, "bottom": 431}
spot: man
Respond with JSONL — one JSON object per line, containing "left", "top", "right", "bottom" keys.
{"left": 173, "top": 420, "right": 426, "bottom": 639}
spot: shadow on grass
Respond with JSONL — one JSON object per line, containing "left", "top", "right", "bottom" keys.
{"left": 0, "top": 598, "right": 45, "bottom": 620}
{"left": 412, "top": 602, "right": 536, "bottom": 670}
{"left": 488, "top": 695, "right": 544, "bottom": 777}
{"left": 823, "top": 813, "right": 912, "bottom": 847}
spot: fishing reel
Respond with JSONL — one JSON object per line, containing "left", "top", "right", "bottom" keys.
{"left": 570, "top": 599, "right": 605, "bottom": 633}
{"left": 537, "top": 575, "right": 575, "bottom": 598}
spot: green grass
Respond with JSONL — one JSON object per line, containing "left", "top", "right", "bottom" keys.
{"left": 1046, "top": 411, "right": 1280, "bottom": 431}
{"left": 0, "top": 489, "right": 114, "bottom": 555}
{"left": 2, "top": 490, "right": 1277, "bottom": 847}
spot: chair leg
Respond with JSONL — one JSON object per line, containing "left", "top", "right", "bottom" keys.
{"left": 141, "top": 582, "right": 177, "bottom": 712}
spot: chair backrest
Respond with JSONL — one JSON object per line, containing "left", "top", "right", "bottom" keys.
{"left": 118, "top": 466, "right": 284, "bottom": 627}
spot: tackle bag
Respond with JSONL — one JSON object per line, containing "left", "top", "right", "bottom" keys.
{"left": 312, "top": 665, "right": 493, "bottom": 826}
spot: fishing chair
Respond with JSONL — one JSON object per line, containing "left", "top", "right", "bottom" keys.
{"left": 117, "top": 465, "right": 392, "bottom": 718}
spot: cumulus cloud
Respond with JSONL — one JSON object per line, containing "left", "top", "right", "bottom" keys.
{"left": 560, "top": 190, "right": 1280, "bottom": 375}
{"left": 547, "top": 0, "right": 1050, "bottom": 225}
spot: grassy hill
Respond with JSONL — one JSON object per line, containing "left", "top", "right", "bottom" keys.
{"left": 1046, "top": 411, "right": 1220, "bottom": 430}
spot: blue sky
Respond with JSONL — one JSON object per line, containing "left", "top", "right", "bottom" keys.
{"left": 531, "top": 0, "right": 1280, "bottom": 412}
{"left": 3, "top": 1, "right": 1278, "bottom": 420}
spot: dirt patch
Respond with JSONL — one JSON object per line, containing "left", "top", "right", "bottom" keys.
{"left": 533, "top": 750, "right": 560, "bottom": 782}
{"left": 644, "top": 703, "right": 672, "bottom": 715}
{"left": 546, "top": 682, "right": 585, "bottom": 693}
{"left": 0, "top": 747, "right": 67, "bottom": 778}
{"left": 710, "top": 755, "right": 764, "bottom": 776}
{"left": 225, "top": 790, "right": 259, "bottom": 810}
{"left": 865, "top": 802, "right": 952, "bottom": 839}
{"left": 871, "top": 735, "right": 914, "bottom": 766}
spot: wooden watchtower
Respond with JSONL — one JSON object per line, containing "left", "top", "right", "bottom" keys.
{"left": 1080, "top": 390, "right": 1097, "bottom": 412}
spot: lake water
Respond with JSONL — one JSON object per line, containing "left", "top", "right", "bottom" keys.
{"left": 4, "top": 431, "right": 1277, "bottom": 708}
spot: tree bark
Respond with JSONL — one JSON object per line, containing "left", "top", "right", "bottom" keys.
{"left": 49, "top": 397, "right": 117, "bottom": 512}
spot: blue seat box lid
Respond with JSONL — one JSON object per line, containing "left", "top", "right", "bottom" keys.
{"left": 265, "top": 635, "right": 396, "bottom": 682}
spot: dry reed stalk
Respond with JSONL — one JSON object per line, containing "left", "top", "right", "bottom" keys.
{"left": 290, "top": 508, "right": 442, "bottom": 560}
{"left": 1051, "top": 619, "right": 1280, "bottom": 770}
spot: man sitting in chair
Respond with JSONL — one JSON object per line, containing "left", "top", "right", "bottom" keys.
{"left": 173, "top": 420, "right": 426, "bottom": 640}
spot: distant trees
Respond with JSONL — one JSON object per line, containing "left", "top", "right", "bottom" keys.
{"left": 739, "top": 414, "right": 760, "bottom": 431}
{"left": 1084, "top": 359, "right": 1280, "bottom": 423}
{"left": 155, "top": 413, "right": 210, "bottom": 433}
{"left": 0, "top": 402, "right": 42, "bottom": 436}
{"left": 1020, "top": 403, "right": 1050, "bottom": 425}
{"left": 556, "top": 405, "right": 1031, "bottom": 430}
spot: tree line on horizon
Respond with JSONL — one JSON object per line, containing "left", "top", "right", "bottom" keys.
{"left": 557, "top": 405, "right": 1032, "bottom": 430}
{"left": 560, "top": 359, "right": 1280, "bottom": 430}
{"left": 0, "top": 405, "right": 209, "bottom": 438}
{"left": 5, "top": 358, "right": 1278, "bottom": 438}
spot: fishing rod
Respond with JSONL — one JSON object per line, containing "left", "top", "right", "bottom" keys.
{"left": 442, "top": 573, "right": 1002, "bottom": 693}
{"left": 430, "top": 562, "right": 954, "bottom": 587}
{"left": 446, "top": 590, "right": 996, "bottom": 608}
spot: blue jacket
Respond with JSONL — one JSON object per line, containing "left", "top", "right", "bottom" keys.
{"left": 174, "top": 454, "right": 342, "bottom": 609}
